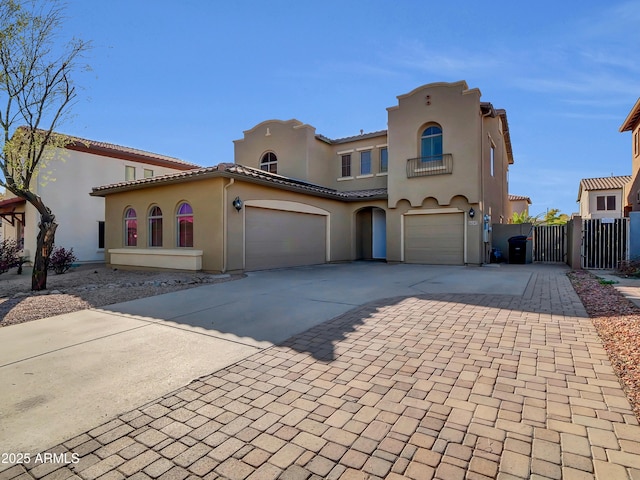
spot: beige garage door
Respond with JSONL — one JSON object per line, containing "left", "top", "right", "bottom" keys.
{"left": 405, "top": 213, "right": 464, "bottom": 265}
{"left": 245, "top": 207, "right": 326, "bottom": 271}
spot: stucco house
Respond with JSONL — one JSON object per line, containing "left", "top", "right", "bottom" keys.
{"left": 91, "top": 81, "right": 515, "bottom": 272}
{"left": 620, "top": 98, "right": 640, "bottom": 212}
{"left": 577, "top": 175, "right": 631, "bottom": 219}
{"left": 508, "top": 194, "right": 532, "bottom": 219}
{"left": 0, "top": 135, "right": 199, "bottom": 263}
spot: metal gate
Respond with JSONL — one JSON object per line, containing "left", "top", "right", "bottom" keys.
{"left": 581, "top": 218, "right": 629, "bottom": 269}
{"left": 533, "top": 225, "right": 567, "bottom": 263}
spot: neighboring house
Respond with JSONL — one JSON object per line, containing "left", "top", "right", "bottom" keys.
{"left": 577, "top": 175, "right": 632, "bottom": 219}
{"left": 620, "top": 98, "right": 640, "bottom": 212}
{"left": 91, "top": 81, "right": 515, "bottom": 271}
{"left": 0, "top": 135, "right": 200, "bottom": 263}
{"left": 508, "top": 194, "right": 532, "bottom": 219}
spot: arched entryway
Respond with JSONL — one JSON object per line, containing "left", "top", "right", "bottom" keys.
{"left": 356, "top": 207, "right": 386, "bottom": 260}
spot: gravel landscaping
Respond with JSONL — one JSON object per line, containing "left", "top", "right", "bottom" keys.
{"left": 0, "top": 264, "right": 243, "bottom": 328}
{"left": 567, "top": 269, "right": 640, "bottom": 421}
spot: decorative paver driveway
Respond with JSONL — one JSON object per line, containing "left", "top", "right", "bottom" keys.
{"left": 2, "top": 267, "right": 640, "bottom": 479}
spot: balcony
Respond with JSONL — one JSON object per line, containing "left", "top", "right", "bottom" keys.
{"left": 406, "top": 154, "right": 453, "bottom": 178}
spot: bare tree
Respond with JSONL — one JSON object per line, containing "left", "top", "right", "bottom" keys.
{"left": 0, "top": 0, "right": 89, "bottom": 290}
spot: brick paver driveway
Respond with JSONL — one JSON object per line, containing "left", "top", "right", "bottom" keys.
{"left": 3, "top": 266, "right": 640, "bottom": 480}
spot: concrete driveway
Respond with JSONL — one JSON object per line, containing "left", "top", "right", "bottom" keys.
{"left": 0, "top": 263, "right": 534, "bottom": 455}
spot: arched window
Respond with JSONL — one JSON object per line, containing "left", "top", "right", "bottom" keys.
{"left": 260, "top": 152, "right": 277, "bottom": 173}
{"left": 421, "top": 126, "right": 443, "bottom": 162}
{"left": 148, "top": 206, "right": 163, "bottom": 247}
{"left": 176, "top": 202, "right": 193, "bottom": 247}
{"left": 124, "top": 208, "right": 137, "bottom": 246}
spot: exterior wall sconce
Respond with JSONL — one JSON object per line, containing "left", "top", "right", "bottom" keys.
{"left": 232, "top": 196, "right": 243, "bottom": 212}
{"left": 469, "top": 208, "right": 475, "bottom": 218}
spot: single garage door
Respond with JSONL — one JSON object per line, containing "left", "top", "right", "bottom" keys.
{"left": 245, "top": 207, "right": 326, "bottom": 271}
{"left": 405, "top": 213, "right": 464, "bottom": 265}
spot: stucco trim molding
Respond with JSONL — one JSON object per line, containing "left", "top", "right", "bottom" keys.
{"left": 404, "top": 207, "right": 464, "bottom": 215}
{"left": 109, "top": 248, "right": 204, "bottom": 271}
{"left": 244, "top": 200, "right": 329, "bottom": 216}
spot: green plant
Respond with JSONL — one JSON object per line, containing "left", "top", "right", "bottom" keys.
{"left": 598, "top": 278, "right": 618, "bottom": 285}
{"left": 48, "top": 246, "right": 77, "bottom": 275}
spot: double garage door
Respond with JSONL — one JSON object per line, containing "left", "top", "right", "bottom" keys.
{"left": 245, "top": 207, "right": 326, "bottom": 271}
{"left": 405, "top": 213, "right": 464, "bottom": 265}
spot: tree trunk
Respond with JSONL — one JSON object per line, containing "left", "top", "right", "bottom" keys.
{"left": 31, "top": 218, "right": 57, "bottom": 291}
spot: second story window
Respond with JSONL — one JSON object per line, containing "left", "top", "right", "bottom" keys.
{"left": 421, "top": 125, "right": 443, "bottom": 162}
{"left": 341, "top": 154, "right": 351, "bottom": 177}
{"left": 596, "top": 195, "right": 616, "bottom": 211}
{"left": 260, "top": 152, "right": 278, "bottom": 174}
{"left": 380, "top": 148, "right": 388, "bottom": 173}
{"left": 125, "top": 166, "right": 136, "bottom": 181}
{"left": 360, "top": 151, "right": 371, "bottom": 175}
{"left": 144, "top": 168, "right": 154, "bottom": 178}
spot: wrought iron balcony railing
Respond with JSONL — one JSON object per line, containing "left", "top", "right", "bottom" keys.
{"left": 406, "top": 154, "right": 453, "bottom": 177}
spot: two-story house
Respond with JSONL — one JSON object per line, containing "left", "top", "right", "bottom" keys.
{"left": 0, "top": 135, "right": 200, "bottom": 263}
{"left": 577, "top": 176, "right": 632, "bottom": 219}
{"left": 620, "top": 98, "right": 640, "bottom": 212}
{"left": 91, "top": 81, "right": 515, "bottom": 271}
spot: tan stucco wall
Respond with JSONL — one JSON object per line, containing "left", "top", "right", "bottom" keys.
{"left": 628, "top": 123, "right": 640, "bottom": 212}
{"left": 233, "top": 119, "right": 388, "bottom": 193}
{"left": 103, "top": 176, "right": 394, "bottom": 272}
{"left": 387, "top": 81, "right": 482, "bottom": 208}
{"left": 222, "top": 181, "right": 388, "bottom": 271}
{"left": 481, "top": 114, "right": 510, "bottom": 224}
{"left": 103, "top": 178, "right": 225, "bottom": 271}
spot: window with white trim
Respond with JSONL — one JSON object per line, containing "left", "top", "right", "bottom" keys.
{"left": 380, "top": 148, "right": 388, "bottom": 173}
{"left": 341, "top": 154, "right": 351, "bottom": 177}
{"left": 360, "top": 151, "right": 371, "bottom": 175}
{"left": 596, "top": 195, "right": 616, "bottom": 211}
{"left": 260, "top": 152, "right": 277, "bottom": 173}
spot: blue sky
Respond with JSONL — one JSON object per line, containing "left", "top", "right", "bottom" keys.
{"left": 59, "top": 0, "right": 639, "bottom": 216}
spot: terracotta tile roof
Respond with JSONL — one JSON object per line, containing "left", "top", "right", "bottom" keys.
{"left": 316, "top": 130, "right": 387, "bottom": 145}
{"left": 580, "top": 175, "right": 631, "bottom": 191}
{"left": 577, "top": 175, "right": 632, "bottom": 200}
{"left": 508, "top": 194, "right": 531, "bottom": 204}
{"left": 91, "top": 163, "right": 388, "bottom": 202}
{"left": 620, "top": 98, "right": 640, "bottom": 132}
{"left": 0, "top": 197, "right": 26, "bottom": 208}
{"left": 62, "top": 132, "right": 201, "bottom": 170}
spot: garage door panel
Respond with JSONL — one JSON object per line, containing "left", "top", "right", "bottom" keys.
{"left": 246, "top": 208, "right": 326, "bottom": 271}
{"left": 405, "top": 213, "right": 464, "bottom": 265}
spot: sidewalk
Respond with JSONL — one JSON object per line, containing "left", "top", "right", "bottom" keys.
{"left": 592, "top": 270, "right": 640, "bottom": 309}
{"left": 2, "top": 266, "right": 640, "bottom": 479}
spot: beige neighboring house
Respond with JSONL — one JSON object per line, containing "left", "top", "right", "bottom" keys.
{"left": 508, "top": 194, "right": 531, "bottom": 218}
{"left": 0, "top": 135, "right": 199, "bottom": 263}
{"left": 91, "top": 81, "right": 515, "bottom": 272}
{"left": 620, "top": 98, "right": 640, "bottom": 211}
{"left": 577, "top": 175, "right": 632, "bottom": 219}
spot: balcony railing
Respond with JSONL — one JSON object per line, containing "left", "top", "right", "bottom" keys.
{"left": 406, "top": 154, "right": 453, "bottom": 177}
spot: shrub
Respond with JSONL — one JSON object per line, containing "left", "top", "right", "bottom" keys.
{"left": 49, "top": 246, "right": 78, "bottom": 274}
{"left": 0, "top": 239, "right": 20, "bottom": 274}
{"left": 616, "top": 258, "right": 640, "bottom": 278}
